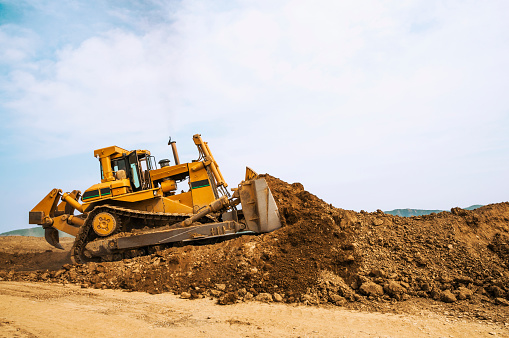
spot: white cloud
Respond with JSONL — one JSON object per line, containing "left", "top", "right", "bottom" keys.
{"left": 1, "top": 0, "right": 508, "bottom": 215}
{"left": 0, "top": 25, "right": 38, "bottom": 65}
{"left": 3, "top": 29, "right": 178, "bottom": 154}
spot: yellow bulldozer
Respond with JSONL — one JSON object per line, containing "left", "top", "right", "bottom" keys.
{"left": 29, "top": 134, "right": 281, "bottom": 264}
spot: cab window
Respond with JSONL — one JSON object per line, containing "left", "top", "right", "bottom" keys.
{"left": 130, "top": 163, "right": 140, "bottom": 189}
{"left": 112, "top": 158, "right": 127, "bottom": 173}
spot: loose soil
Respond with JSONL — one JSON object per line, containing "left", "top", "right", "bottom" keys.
{"left": 1, "top": 281, "right": 507, "bottom": 337}
{"left": 1, "top": 174, "right": 508, "bottom": 335}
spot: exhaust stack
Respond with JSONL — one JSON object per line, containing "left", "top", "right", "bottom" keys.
{"left": 168, "top": 138, "right": 180, "bottom": 165}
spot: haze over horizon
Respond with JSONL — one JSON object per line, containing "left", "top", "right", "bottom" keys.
{"left": 1, "top": 1, "right": 508, "bottom": 233}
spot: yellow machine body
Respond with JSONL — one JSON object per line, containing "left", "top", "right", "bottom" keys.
{"left": 30, "top": 134, "right": 235, "bottom": 237}
{"left": 29, "top": 134, "right": 282, "bottom": 261}
{"left": 79, "top": 151, "right": 219, "bottom": 215}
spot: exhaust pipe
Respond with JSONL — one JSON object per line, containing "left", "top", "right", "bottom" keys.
{"left": 168, "top": 137, "right": 180, "bottom": 165}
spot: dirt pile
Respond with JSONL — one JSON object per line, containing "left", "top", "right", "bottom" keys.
{"left": 0, "top": 237, "right": 73, "bottom": 272}
{"left": 1, "top": 175, "right": 509, "bottom": 318}
{"left": 352, "top": 203, "right": 509, "bottom": 305}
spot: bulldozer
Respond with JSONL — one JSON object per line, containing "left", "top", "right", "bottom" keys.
{"left": 29, "top": 134, "right": 281, "bottom": 264}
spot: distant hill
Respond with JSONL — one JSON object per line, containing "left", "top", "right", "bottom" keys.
{"left": 384, "top": 205, "right": 482, "bottom": 217}
{"left": 463, "top": 205, "right": 483, "bottom": 210}
{"left": 384, "top": 209, "right": 443, "bottom": 217}
{"left": 0, "top": 227, "right": 73, "bottom": 237}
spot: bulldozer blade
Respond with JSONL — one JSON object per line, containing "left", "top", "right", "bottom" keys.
{"left": 29, "top": 189, "right": 62, "bottom": 223}
{"left": 239, "top": 178, "right": 282, "bottom": 233}
{"left": 44, "top": 227, "right": 64, "bottom": 250}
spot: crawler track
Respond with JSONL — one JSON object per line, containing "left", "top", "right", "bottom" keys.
{"left": 71, "top": 205, "right": 190, "bottom": 264}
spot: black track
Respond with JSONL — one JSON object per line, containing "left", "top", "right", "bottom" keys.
{"left": 70, "top": 205, "right": 190, "bottom": 264}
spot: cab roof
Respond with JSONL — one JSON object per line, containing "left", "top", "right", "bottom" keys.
{"left": 94, "top": 146, "right": 151, "bottom": 159}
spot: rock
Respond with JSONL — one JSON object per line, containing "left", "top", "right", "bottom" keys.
{"left": 330, "top": 294, "right": 347, "bottom": 305}
{"left": 189, "top": 290, "right": 201, "bottom": 299}
{"left": 96, "top": 265, "right": 106, "bottom": 273}
{"left": 430, "top": 290, "right": 441, "bottom": 300}
{"left": 495, "top": 298, "right": 509, "bottom": 306}
{"left": 291, "top": 182, "right": 304, "bottom": 191}
{"left": 217, "top": 292, "right": 237, "bottom": 305}
{"left": 301, "top": 294, "right": 319, "bottom": 305}
{"left": 416, "top": 291, "right": 428, "bottom": 298}
{"left": 369, "top": 269, "right": 387, "bottom": 278}
{"left": 180, "top": 292, "right": 192, "bottom": 299}
{"left": 255, "top": 293, "right": 273, "bottom": 303}
{"left": 237, "top": 288, "right": 247, "bottom": 297}
{"left": 415, "top": 254, "right": 427, "bottom": 266}
{"left": 454, "top": 276, "right": 474, "bottom": 284}
{"left": 327, "top": 275, "right": 356, "bottom": 299}
{"left": 490, "top": 285, "right": 506, "bottom": 298}
{"left": 359, "top": 282, "right": 384, "bottom": 297}
{"left": 441, "top": 290, "right": 457, "bottom": 303}
{"left": 457, "top": 287, "right": 473, "bottom": 300}
{"left": 420, "top": 282, "right": 432, "bottom": 292}
{"left": 383, "top": 281, "right": 407, "bottom": 300}
{"left": 440, "top": 275, "right": 453, "bottom": 283}
{"left": 210, "top": 289, "right": 222, "bottom": 297}
{"left": 215, "top": 283, "right": 226, "bottom": 291}
{"left": 244, "top": 292, "right": 254, "bottom": 301}
{"left": 273, "top": 293, "right": 283, "bottom": 302}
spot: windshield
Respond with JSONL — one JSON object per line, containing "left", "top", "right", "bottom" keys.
{"left": 112, "top": 158, "right": 127, "bottom": 173}
{"left": 130, "top": 163, "right": 140, "bottom": 188}
{"left": 128, "top": 151, "right": 142, "bottom": 190}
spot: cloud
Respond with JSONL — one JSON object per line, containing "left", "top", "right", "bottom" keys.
{"left": 0, "top": 24, "right": 38, "bottom": 67}
{"left": 0, "top": 0, "right": 508, "bottom": 217}
{"left": 2, "top": 29, "right": 176, "bottom": 154}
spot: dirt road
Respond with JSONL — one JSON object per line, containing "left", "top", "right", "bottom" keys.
{"left": 0, "top": 281, "right": 507, "bottom": 338}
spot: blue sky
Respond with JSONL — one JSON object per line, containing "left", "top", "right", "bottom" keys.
{"left": 0, "top": 0, "right": 508, "bottom": 232}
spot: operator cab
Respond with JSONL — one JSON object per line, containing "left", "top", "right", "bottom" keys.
{"left": 108, "top": 151, "right": 156, "bottom": 192}
{"left": 96, "top": 146, "right": 156, "bottom": 193}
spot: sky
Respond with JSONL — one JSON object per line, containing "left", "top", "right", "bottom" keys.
{"left": 0, "top": 0, "right": 508, "bottom": 233}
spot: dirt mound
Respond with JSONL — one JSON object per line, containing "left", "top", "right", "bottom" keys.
{"left": 1, "top": 175, "right": 508, "bottom": 321}
{"left": 0, "top": 237, "right": 73, "bottom": 272}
